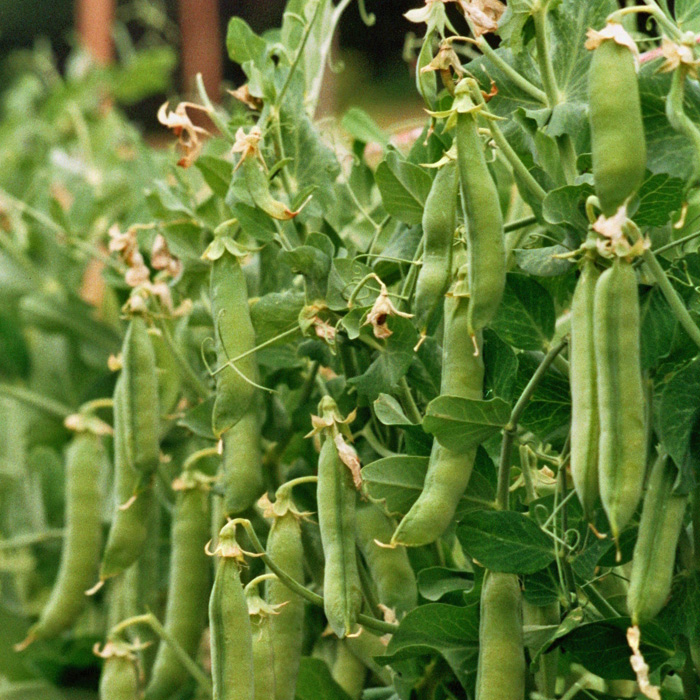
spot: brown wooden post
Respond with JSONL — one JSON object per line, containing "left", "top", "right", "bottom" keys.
{"left": 178, "top": 0, "right": 223, "bottom": 100}
{"left": 76, "top": 0, "right": 115, "bottom": 65}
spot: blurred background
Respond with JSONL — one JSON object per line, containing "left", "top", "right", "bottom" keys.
{"left": 0, "top": 0, "right": 433, "bottom": 131}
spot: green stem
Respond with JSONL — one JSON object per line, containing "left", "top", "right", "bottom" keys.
{"left": 557, "top": 135, "right": 578, "bottom": 186}
{"left": 0, "top": 529, "right": 64, "bottom": 550}
{"left": 476, "top": 36, "right": 547, "bottom": 105}
{"left": 581, "top": 582, "right": 620, "bottom": 619}
{"left": 0, "top": 384, "right": 72, "bottom": 421}
{"left": 653, "top": 228, "right": 700, "bottom": 256}
{"left": 234, "top": 518, "right": 398, "bottom": 635}
{"left": 497, "top": 338, "right": 568, "bottom": 510}
{"left": 532, "top": 4, "right": 559, "bottom": 107}
{"left": 666, "top": 68, "right": 700, "bottom": 187}
{"left": 110, "top": 612, "right": 212, "bottom": 696}
{"left": 504, "top": 215, "right": 538, "bottom": 233}
{"left": 212, "top": 326, "right": 300, "bottom": 377}
{"left": 156, "top": 319, "right": 210, "bottom": 399}
{"left": 276, "top": 475, "right": 318, "bottom": 498}
{"left": 397, "top": 377, "right": 422, "bottom": 425}
{"left": 195, "top": 73, "right": 234, "bottom": 141}
{"left": 183, "top": 447, "right": 219, "bottom": 472}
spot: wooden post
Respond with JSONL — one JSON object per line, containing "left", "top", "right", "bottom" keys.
{"left": 178, "top": 0, "right": 223, "bottom": 100}
{"left": 76, "top": 0, "right": 115, "bottom": 65}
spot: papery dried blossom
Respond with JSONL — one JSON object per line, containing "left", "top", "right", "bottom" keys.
{"left": 659, "top": 38, "right": 700, "bottom": 77}
{"left": 334, "top": 433, "right": 362, "bottom": 488}
{"left": 229, "top": 84, "right": 263, "bottom": 110}
{"left": 151, "top": 234, "right": 182, "bottom": 278}
{"left": 365, "top": 278, "right": 413, "bottom": 339}
{"left": 157, "top": 101, "right": 211, "bottom": 168}
{"left": 232, "top": 126, "right": 263, "bottom": 169}
{"left": 585, "top": 23, "right": 639, "bottom": 57}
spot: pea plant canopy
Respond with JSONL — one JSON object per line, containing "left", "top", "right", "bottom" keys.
{"left": 3, "top": 0, "right": 700, "bottom": 698}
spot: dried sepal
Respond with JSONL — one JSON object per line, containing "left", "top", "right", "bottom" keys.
{"left": 157, "top": 101, "right": 211, "bottom": 168}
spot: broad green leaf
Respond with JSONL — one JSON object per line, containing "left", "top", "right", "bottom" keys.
{"left": 635, "top": 173, "right": 685, "bottom": 227}
{"left": 657, "top": 570, "right": 700, "bottom": 644}
{"left": 457, "top": 511, "right": 556, "bottom": 574}
{"left": 491, "top": 274, "right": 556, "bottom": 351}
{"left": 423, "top": 396, "right": 511, "bottom": 454}
{"left": 374, "top": 393, "right": 413, "bottom": 425}
{"left": 374, "top": 151, "right": 432, "bottom": 225}
{"left": 483, "top": 329, "right": 519, "bottom": 401}
{"left": 226, "top": 17, "right": 268, "bottom": 66}
{"left": 326, "top": 258, "right": 373, "bottom": 311}
{"left": 417, "top": 568, "right": 475, "bottom": 602}
{"left": 361, "top": 455, "right": 430, "bottom": 515}
{"left": 195, "top": 156, "right": 233, "bottom": 199}
{"left": 640, "top": 286, "right": 676, "bottom": 370}
{"left": 676, "top": 0, "right": 700, "bottom": 32}
{"left": 294, "top": 657, "right": 351, "bottom": 700}
{"left": 514, "top": 246, "right": 573, "bottom": 277}
{"left": 250, "top": 291, "right": 304, "bottom": 344}
{"left": 542, "top": 183, "right": 592, "bottom": 233}
{"left": 233, "top": 202, "right": 277, "bottom": 243}
{"left": 178, "top": 397, "right": 216, "bottom": 441}
{"left": 341, "top": 107, "right": 389, "bottom": 146}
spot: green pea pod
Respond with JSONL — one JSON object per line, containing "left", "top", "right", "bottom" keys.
{"left": 97, "top": 642, "right": 140, "bottom": 700}
{"left": 242, "top": 158, "right": 299, "bottom": 221}
{"left": 148, "top": 327, "right": 181, "bottom": 418}
{"left": 144, "top": 470, "right": 211, "bottom": 700}
{"left": 595, "top": 258, "right": 646, "bottom": 539}
{"left": 355, "top": 501, "right": 417, "bottom": 616}
{"left": 331, "top": 640, "right": 366, "bottom": 700}
{"left": 416, "top": 30, "right": 437, "bottom": 108}
{"left": 456, "top": 99, "right": 505, "bottom": 338}
{"left": 393, "top": 267, "right": 484, "bottom": 546}
{"left": 265, "top": 494, "right": 305, "bottom": 700}
{"left": 628, "top": 453, "right": 688, "bottom": 626}
{"left": 570, "top": 257, "right": 600, "bottom": 520}
{"left": 211, "top": 252, "right": 258, "bottom": 438}
{"left": 209, "top": 521, "right": 254, "bottom": 700}
{"left": 345, "top": 631, "right": 392, "bottom": 686}
{"left": 588, "top": 31, "right": 646, "bottom": 216}
{"left": 222, "top": 408, "right": 263, "bottom": 517}
{"left": 99, "top": 378, "right": 154, "bottom": 581}
{"left": 316, "top": 397, "right": 362, "bottom": 638}
{"left": 475, "top": 572, "right": 526, "bottom": 700}
{"left": 246, "top": 584, "right": 276, "bottom": 700}
{"left": 20, "top": 432, "right": 104, "bottom": 646}
{"left": 523, "top": 600, "right": 559, "bottom": 698}
{"left": 414, "top": 159, "right": 458, "bottom": 335}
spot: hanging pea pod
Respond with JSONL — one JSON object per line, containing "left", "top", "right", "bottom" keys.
{"left": 208, "top": 521, "right": 255, "bottom": 700}
{"left": 240, "top": 157, "right": 300, "bottom": 221}
{"left": 393, "top": 265, "right": 484, "bottom": 546}
{"left": 331, "top": 640, "right": 366, "bottom": 700}
{"left": 570, "top": 256, "right": 600, "bottom": 520}
{"left": 587, "top": 24, "right": 646, "bottom": 216}
{"left": 95, "top": 640, "right": 141, "bottom": 700}
{"left": 628, "top": 453, "right": 688, "bottom": 626}
{"left": 222, "top": 408, "right": 263, "bottom": 517}
{"left": 414, "top": 158, "right": 458, "bottom": 335}
{"left": 17, "top": 431, "right": 104, "bottom": 648}
{"left": 210, "top": 251, "right": 258, "bottom": 438}
{"left": 147, "top": 327, "right": 181, "bottom": 418}
{"left": 595, "top": 257, "right": 646, "bottom": 540}
{"left": 144, "top": 467, "right": 212, "bottom": 700}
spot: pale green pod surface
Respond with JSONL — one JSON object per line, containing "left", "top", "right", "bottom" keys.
{"left": 570, "top": 258, "right": 600, "bottom": 520}
{"left": 98, "top": 648, "right": 140, "bottom": 700}
{"left": 144, "top": 474, "right": 211, "bottom": 700}
{"left": 266, "top": 511, "right": 305, "bottom": 700}
{"left": 209, "top": 532, "right": 255, "bottom": 700}
{"left": 595, "top": 259, "right": 646, "bottom": 539}
{"left": 475, "top": 572, "right": 526, "bottom": 700}
{"left": 249, "top": 608, "right": 276, "bottom": 700}
{"left": 414, "top": 159, "right": 458, "bottom": 334}
{"left": 628, "top": 453, "right": 688, "bottom": 626}
{"left": 148, "top": 327, "right": 181, "bottom": 418}
{"left": 523, "top": 601, "right": 559, "bottom": 698}
{"left": 26, "top": 432, "right": 104, "bottom": 643}
{"left": 456, "top": 110, "right": 506, "bottom": 337}
{"left": 211, "top": 252, "right": 257, "bottom": 438}
{"left": 589, "top": 37, "right": 646, "bottom": 217}
{"left": 331, "top": 640, "right": 367, "bottom": 700}
{"left": 317, "top": 433, "right": 362, "bottom": 638}
{"left": 222, "top": 409, "right": 263, "bottom": 517}
{"left": 355, "top": 501, "right": 417, "bottom": 616}
{"left": 393, "top": 284, "right": 484, "bottom": 546}
{"left": 345, "top": 631, "right": 392, "bottom": 686}
{"left": 122, "top": 317, "right": 160, "bottom": 481}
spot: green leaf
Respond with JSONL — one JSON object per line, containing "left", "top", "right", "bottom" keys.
{"left": 514, "top": 246, "right": 573, "bottom": 277}
{"left": 374, "top": 151, "right": 432, "bottom": 225}
{"left": 177, "top": 397, "right": 216, "bottom": 441}
{"left": 326, "top": 258, "right": 373, "bottom": 311}
{"left": 640, "top": 286, "right": 676, "bottom": 371}
{"left": 226, "top": 17, "right": 268, "bottom": 66}
{"left": 361, "top": 455, "right": 431, "bottom": 515}
{"left": 483, "top": 329, "right": 519, "bottom": 401}
{"left": 491, "top": 274, "right": 556, "bottom": 351}
{"left": 250, "top": 291, "right": 304, "bottom": 345}
{"left": 417, "top": 568, "right": 475, "bottom": 602}
{"left": 233, "top": 202, "right": 277, "bottom": 243}
{"left": 542, "top": 183, "right": 592, "bottom": 233}
{"left": 195, "top": 156, "right": 233, "bottom": 199}
{"left": 294, "top": 657, "right": 351, "bottom": 700}
{"left": 423, "top": 396, "right": 511, "bottom": 454}
{"left": 341, "top": 107, "right": 389, "bottom": 146}
{"left": 374, "top": 393, "right": 413, "bottom": 425}
{"left": 457, "top": 511, "right": 556, "bottom": 574}
{"left": 634, "top": 173, "right": 685, "bottom": 227}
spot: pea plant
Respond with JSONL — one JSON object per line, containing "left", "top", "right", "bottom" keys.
{"left": 3, "top": 0, "right": 700, "bottom": 698}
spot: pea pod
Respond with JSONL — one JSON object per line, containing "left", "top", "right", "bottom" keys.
{"left": 222, "top": 408, "right": 263, "bottom": 517}
{"left": 122, "top": 317, "right": 160, "bottom": 485}
{"left": 331, "top": 640, "right": 366, "bottom": 700}
{"left": 392, "top": 266, "right": 484, "bottom": 546}
{"left": 96, "top": 641, "right": 141, "bottom": 700}
{"left": 345, "top": 632, "right": 392, "bottom": 686}
{"left": 475, "top": 572, "right": 526, "bottom": 700}
{"left": 19, "top": 432, "right": 104, "bottom": 646}
{"left": 209, "top": 521, "right": 255, "bottom": 700}
{"left": 211, "top": 251, "right": 258, "bottom": 438}
{"left": 245, "top": 577, "right": 278, "bottom": 700}
{"left": 99, "top": 377, "right": 154, "bottom": 582}
{"left": 264, "top": 489, "right": 305, "bottom": 700}
{"left": 147, "top": 327, "right": 181, "bottom": 418}
{"left": 414, "top": 159, "right": 458, "bottom": 335}
{"left": 595, "top": 258, "right": 646, "bottom": 539}
{"left": 144, "top": 469, "right": 212, "bottom": 700}
{"left": 455, "top": 86, "right": 505, "bottom": 338}
{"left": 315, "top": 396, "right": 362, "bottom": 638}
{"left": 570, "top": 257, "right": 600, "bottom": 519}
{"left": 588, "top": 26, "right": 646, "bottom": 216}
{"left": 628, "top": 453, "right": 688, "bottom": 626}
{"left": 355, "top": 501, "right": 417, "bottom": 616}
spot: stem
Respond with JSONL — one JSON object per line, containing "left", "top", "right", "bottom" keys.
{"left": 653, "top": 228, "right": 700, "bottom": 256}
{"left": 627, "top": 228, "right": 700, "bottom": 350}
{"left": 276, "top": 475, "right": 318, "bottom": 498}
{"left": 234, "top": 518, "right": 398, "bottom": 635}
{"left": 580, "top": 582, "right": 620, "bottom": 619}
{"left": 0, "top": 384, "right": 72, "bottom": 421}
{"left": 557, "top": 135, "right": 578, "bottom": 186}
{"left": 497, "top": 339, "right": 568, "bottom": 510}
{"left": 475, "top": 36, "right": 547, "bottom": 105}
{"left": 0, "top": 529, "right": 64, "bottom": 550}
{"left": 638, "top": 1, "right": 684, "bottom": 40}
{"left": 244, "top": 573, "right": 278, "bottom": 594}
{"left": 397, "top": 377, "right": 422, "bottom": 425}
{"left": 183, "top": 446, "right": 219, "bottom": 471}
{"left": 195, "top": 73, "right": 234, "bottom": 142}
{"left": 110, "top": 612, "right": 212, "bottom": 695}
{"left": 156, "top": 319, "right": 210, "bottom": 399}
{"left": 357, "top": 552, "right": 383, "bottom": 618}
{"left": 504, "top": 215, "right": 538, "bottom": 233}
{"left": 532, "top": 5, "right": 559, "bottom": 107}
{"left": 666, "top": 67, "right": 700, "bottom": 187}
